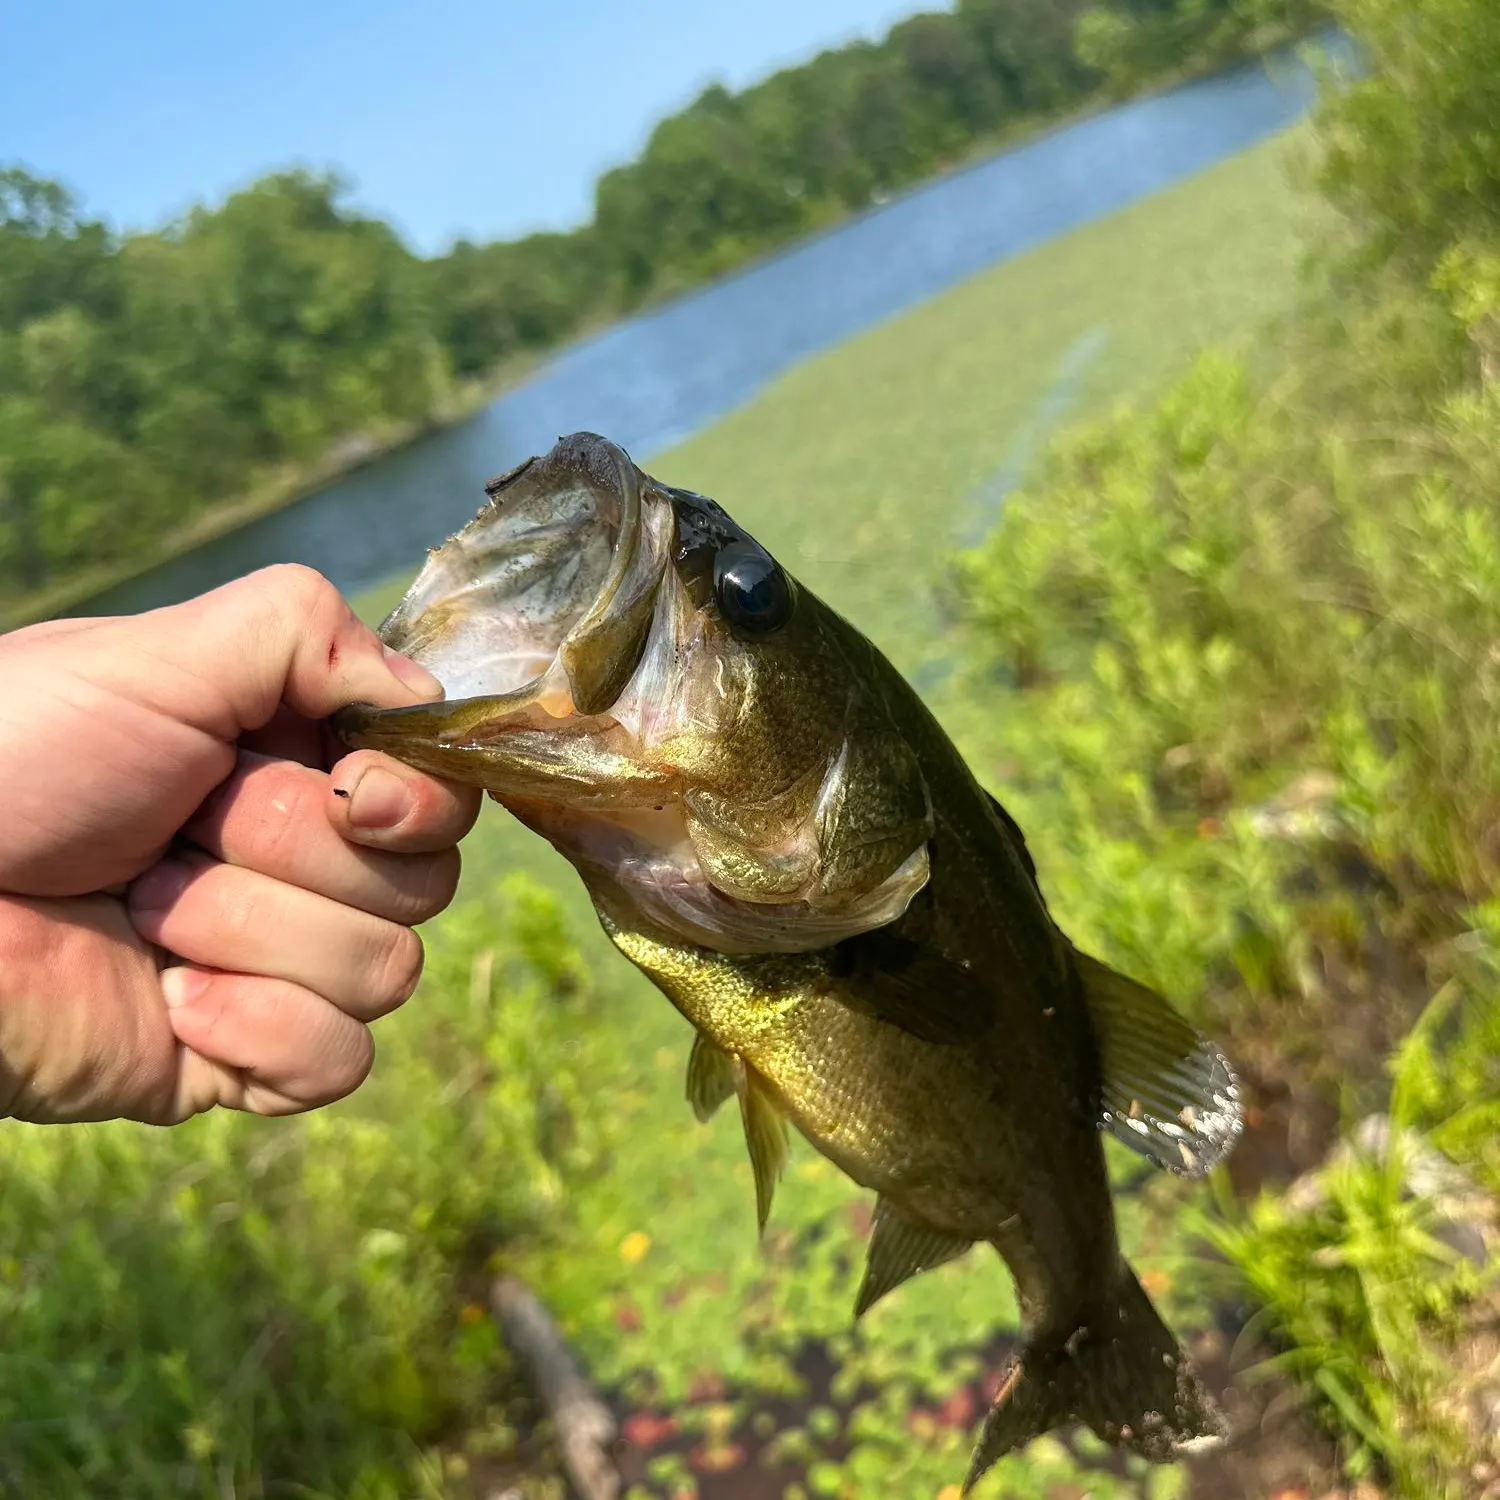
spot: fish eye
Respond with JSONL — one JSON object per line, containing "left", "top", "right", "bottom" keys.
{"left": 713, "top": 540, "right": 791, "bottom": 633}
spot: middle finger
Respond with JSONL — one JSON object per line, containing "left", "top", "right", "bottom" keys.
{"left": 128, "top": 853, "right": 423, "bottom": 1021}
{"left": 186, "top": 751, "right": 460, "bottom": 925}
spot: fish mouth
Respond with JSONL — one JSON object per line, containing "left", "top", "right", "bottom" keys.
{"left": 331, "top": 433, "right": 673, "bottom": 774}
{"left": 334, "top": 433, "right": 936, "bottom": 955}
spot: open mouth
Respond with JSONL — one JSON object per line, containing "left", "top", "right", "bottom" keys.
{"left": 333, "top": 433, "right": 935, "bottom": 954}
{"left": 380, "top": 434, "right": 668, "bottom": 717}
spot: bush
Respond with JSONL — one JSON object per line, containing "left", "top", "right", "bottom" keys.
{"left": 0, "top": 875, "right": 610, "bottom": 1498}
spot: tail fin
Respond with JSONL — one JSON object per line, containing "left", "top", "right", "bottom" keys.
{"left": 962, "top": 1264, "right": 1225, "bottom": 1494}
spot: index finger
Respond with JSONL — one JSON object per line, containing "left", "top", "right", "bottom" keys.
{"left": 327, "top": 751, "right": 483, "bottom": 854}
{"left": 116, "top": 565, "right": 444, "bottom": 738}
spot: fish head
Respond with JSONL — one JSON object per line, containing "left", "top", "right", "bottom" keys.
{"left": 334, "top": 432, "right": 932, "bottom": 951}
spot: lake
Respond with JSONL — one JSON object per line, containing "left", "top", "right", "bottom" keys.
{"left": 75, "top": 34, "right": 1348, "bottom": 619}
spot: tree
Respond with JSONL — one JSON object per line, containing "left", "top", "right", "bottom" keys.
{"left": 1319, "top": 0, "right": 1500, "bottom": 272}
{"left": 0, "top": 0, "right": 1324, "bottom": 598}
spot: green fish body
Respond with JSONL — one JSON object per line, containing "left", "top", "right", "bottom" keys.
{"left": 334, "top": 433, "right": 1240, "bottom": 1489}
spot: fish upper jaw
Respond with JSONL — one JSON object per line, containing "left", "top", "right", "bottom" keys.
{"left": 389, "top": 433, "right": 672, "bottom": 708}
{"left": 331, "top": 433, "right": 934, "bottom": 955}
{"left": 332, "top": 434, "right": 678, "bottom": 773}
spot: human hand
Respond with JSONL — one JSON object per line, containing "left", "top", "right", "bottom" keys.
{"left": 0, "top": 565, "right": 482, "bottom": 1125}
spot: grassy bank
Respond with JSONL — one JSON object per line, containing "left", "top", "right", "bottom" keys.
{"left": 1, "top": 134, "right": 1319, "bottom": 1500}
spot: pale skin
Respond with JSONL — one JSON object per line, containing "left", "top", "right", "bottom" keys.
{"left": 0, "top": 564, "right": 483, "bottom": 1125}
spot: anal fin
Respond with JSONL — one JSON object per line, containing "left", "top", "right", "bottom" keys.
{"left": 854, "top": 1195, "right": 971, "bottom": 1318}
{"left": 1074, "top": 949, "right": 1243, "bottom": 1178}
{"left": 735, "top": 1062, "right": 789, "bottom": 1233}
{"left": 686, "top": 1032, "right": 736, "bottom": 1123}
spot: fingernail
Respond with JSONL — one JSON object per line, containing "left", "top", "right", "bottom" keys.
{"left": 382, "top": 645, "right": 444, "bottom": 702}
{"left": 343, "top": 766, "right": 413, "bottom": 831}
{"left": 161, "top": 967, "right": 212, "bottom": 1009}
{"left": 129, "top": 858, "right": 194, "bottom": 915}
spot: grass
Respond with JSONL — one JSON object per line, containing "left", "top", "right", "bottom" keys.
{"left": 1201, "top": 979, "right": 1498, "bottom": 1495}
{"left": 364, "top": 128, "right": 1317, "bottom": 696}
{"left": 1, "top": 133, "right": 1322, "bottom": 1500}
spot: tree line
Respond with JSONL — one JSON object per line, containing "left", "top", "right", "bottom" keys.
{"left": 0, "top": 0, "right": 1322, "bottom": 601}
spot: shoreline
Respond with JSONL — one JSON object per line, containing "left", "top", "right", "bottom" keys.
{"left": 0, "top": 351, "right": 547, "bottom": 630}
{"left": 3, "top": 25, "right": 1334, "bottom": 632}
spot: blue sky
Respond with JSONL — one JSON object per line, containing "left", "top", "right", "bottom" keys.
{"left": 4, "top": 0, "right": 927, "bottom": 254}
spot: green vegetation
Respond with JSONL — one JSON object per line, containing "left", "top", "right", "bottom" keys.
{"left": 1200, "top": 982, "right": 1498, "bottom": 1493}
{"left": 951, "top": 0, "right": 1500, "bottom": 1488}
{"left": 0, "top": 136, "right": 1312, "bottom": 1498}
{"left": 0, "top": 877, "right": 615, "bottom": 1497}
{"left": 0, "top": 0, "right": 1323, "bottom": 617}
{"left": 10, "top": 0, "right": 1500, "bottom": 1491}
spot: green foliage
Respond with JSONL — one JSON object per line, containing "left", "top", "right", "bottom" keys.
{"left": 0, "top": 0, "right": 1324, "bottom": 607}
{"left": 1074, "top": 0, "right": 1326, "bottom": 93}
{"left": 0, "top": 170, "right": 449, "bottom": 596}
{"left": 947, "top": 1, "right": 1500, "bottom": 1487}
{"left": 587, "top": 2, "right": 1104, "bottom": 308}
{"left": 425, "top": 229, "right": 599, "bottom": 379}
{"left": 0, "top": 875, "right": 613, "bottom": 1498}
{"left": 1318, "top": 0, "right": 1500, "bottom": 274}
{"left": 1202, "top": 982, "right": 1495, "bottom": 1496}
{"left": 952, "top": 301, "right": 1500, "bottom": 903}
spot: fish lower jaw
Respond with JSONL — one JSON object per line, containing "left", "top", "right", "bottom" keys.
{"left": 433, "top": 698, "right": 632, "bottom": 750}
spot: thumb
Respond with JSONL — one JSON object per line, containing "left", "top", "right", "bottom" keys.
{"left": 123, "top": 565, "right": 442, "bottom": 736}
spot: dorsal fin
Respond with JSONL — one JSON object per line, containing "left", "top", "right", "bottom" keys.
{"left": 985, "top": 790, "right": 1040, "bottom": 888}
{"left": 735, "top": 1062, "right": 789, "bottom": 1232}
{"left": 854, "top": 1195, "right": 972, "bottom": 1318}
{"left": 1073, "top": 950, "right": 1242, "bottom": 1178}
{"left": 686, "top": 1032, "right": 736, "bottom": 1123}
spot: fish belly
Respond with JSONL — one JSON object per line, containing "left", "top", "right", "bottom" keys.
{"left": 608, "top": 917, "right": 1120, "bottom": 1332}
{"left": 608, "top": 920, "right": 1040, "bottom": 1239}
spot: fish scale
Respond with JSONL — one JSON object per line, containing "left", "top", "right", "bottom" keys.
{"left": 606, "top": 918, "right": 1000, "bottom": 1209}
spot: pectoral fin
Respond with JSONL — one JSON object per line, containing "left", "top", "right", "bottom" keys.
{"left": 825, "top": 926, "right": 996, "bottom": 1045}
{"left": 1074, "top": 950, "right": 1242, "bottom": 1178}
{"left": 854, "top": 1196, "right": 971, "bottom": 1318}
{"left": 735, "top": 1062, "right": 789, "bottom": 1233}
{"left": 685, "top": 1032, "right": 736, "bottom": 1123}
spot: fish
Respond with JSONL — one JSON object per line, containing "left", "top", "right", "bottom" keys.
{"left": 332, "top": 432, "right": 1242, "bottom": 1490}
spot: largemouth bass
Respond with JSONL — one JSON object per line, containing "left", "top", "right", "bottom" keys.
{"left": 333, "top": 433, "right": 1241, "bottom": 1490}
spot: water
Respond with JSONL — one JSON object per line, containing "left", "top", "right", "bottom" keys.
{"left": 76, "top": 36, "right": 1347, "bottom": 619}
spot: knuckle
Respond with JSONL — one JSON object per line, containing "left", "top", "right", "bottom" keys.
{"left": 372, "top": 925, "right": 425, "bottom": 1012}
{"left": 254, "top": 563, "right": 333, "bottom": 612}
{"left": 393, "top": 849, "right": 461, "bottom": 925}
{"left": 241, "top": 565, "right": 347, "bottom": 651}
{"left": 325, "top": 1026, "right": 375, "bottom": 1104}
